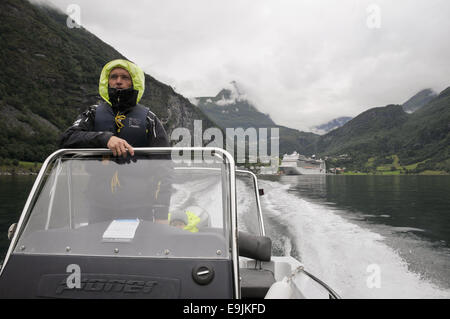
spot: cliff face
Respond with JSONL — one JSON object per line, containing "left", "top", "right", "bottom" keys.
{"left": 139, "top": 75, "right": 217, "bottom": 137}
{"left": 0, "top": 0, "right": 215, "bottom": 162}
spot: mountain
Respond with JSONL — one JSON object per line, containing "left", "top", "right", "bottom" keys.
{"left": 195, "top": 84, "right": 319, "bottom": 155}
{"left": 195, "top": 81, "right": 448, "bottom": 173}
{"left": 313, "top": 104, "right": 409, "bottom": 155}
{"left": 311, "top": 116, "right": 353, "bottom": 135}
{"left": 402, "top": 88, "right": 437, "bottom": 113}
{"left": 195, "top": 86, "right": 276, "bottom": 129}
{"left": 396, "top": 87, "right": 450, "bottom": 170}
{"left": 0, "top": 0, "right": 215, "bottom": 163}
{"left": 308, "top": 87, "right": 450, "bottom": 173}
{"left": 311, "top": 88, "right": 437, "bottom": 136}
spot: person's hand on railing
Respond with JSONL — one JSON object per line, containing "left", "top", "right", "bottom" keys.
{"left": 107, "top": 136, "right": 135, "bottom": 157}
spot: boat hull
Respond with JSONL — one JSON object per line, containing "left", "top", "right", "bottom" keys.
{"left": 0, "top": 254, "right": 234, "bottom": 299}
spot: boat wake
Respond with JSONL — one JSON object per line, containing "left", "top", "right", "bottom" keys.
{"left": 171, "top": 176, "right": 449, "bottom": 298}
{"left": 258, "top": 180, "right": 450, "bottom": 299}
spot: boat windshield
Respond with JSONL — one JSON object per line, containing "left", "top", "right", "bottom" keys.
{"left": 14, "top": 149, "right": 233, "bottom": 259}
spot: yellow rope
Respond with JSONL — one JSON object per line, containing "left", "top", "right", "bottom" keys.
{"left": 111, "top": 170, "right": 121, "bottom": 193}
{"left": 155, "top": 181, "right": 161, "bottom": 200}
{"left": 114, "top": 113, "right": 126, "bottom": 132}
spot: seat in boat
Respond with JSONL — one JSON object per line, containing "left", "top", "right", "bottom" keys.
{"left": 238, "top": 231, "right": 275, "bottom": 298}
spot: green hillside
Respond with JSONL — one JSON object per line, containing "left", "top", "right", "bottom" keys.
{"left": 396, "top": 88, "right": 450, "bottom": 172}
{"left": 314, "top": 88, "right": 450, "bottom": 174}
{"left": 312, "top": 104, "right": 409, "bottom": 156}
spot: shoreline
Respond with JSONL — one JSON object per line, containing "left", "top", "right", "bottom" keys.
{"left": 339, "top": 170, "right": 449, "bottom": 176}
{"left": 0, "top": 171, "right": 39, "bottom": 176}
{"left": 0, "top": 166, "right": 448, "bottom": 177}
{"left": 266, "top": 171, "right": 450, "bottom": 176}
{"left": 0, "top": 161, "right": 42, "bottom": 176}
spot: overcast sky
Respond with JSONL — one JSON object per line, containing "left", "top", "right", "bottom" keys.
{"left": 38, "top": 0, "right": 450, "bottom": 131}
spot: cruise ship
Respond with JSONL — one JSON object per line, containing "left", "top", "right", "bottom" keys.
{"left": 279, "top": 152, "right": 326, "bottom": 175}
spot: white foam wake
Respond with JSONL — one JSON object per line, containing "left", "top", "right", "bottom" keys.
{"left": 259, "top": 180, "right": 450, "bottom": 299}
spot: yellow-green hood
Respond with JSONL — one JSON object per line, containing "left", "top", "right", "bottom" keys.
{"left": 99, "top": 59, "right": 145, "bottom": 105}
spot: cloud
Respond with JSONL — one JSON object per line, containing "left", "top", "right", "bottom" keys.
{"left": 40, "top": 0, "right": 450, "bottom": 131}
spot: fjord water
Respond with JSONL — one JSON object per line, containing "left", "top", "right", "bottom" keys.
{"left": 0, "top": 175, "right": 35, "bottom": 259}
{"left": 1, "top": 174, "right": 449, "bottom": 298}
{"left": 259, "top": 175, "right": 450, "bottom": 298}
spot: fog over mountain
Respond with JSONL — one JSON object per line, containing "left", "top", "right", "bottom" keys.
{"left": 311, "top": 117, "right": 354, "bottom": 135}
{"left": 402, "top": 89, "right": 438, "bottom": 114}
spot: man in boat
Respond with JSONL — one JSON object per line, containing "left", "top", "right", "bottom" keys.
{"left": 59, "top": 59, "right": 169, "bottom": 154}
{"left": 59, "top": 59, "right": 171, "bottom": 223}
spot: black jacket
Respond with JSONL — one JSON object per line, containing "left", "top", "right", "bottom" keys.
{"left": 59, "top": 103, "right": 169, "bottom": 148}
{"left": 59, "top": 103, "right": 171, "bottom": 221}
